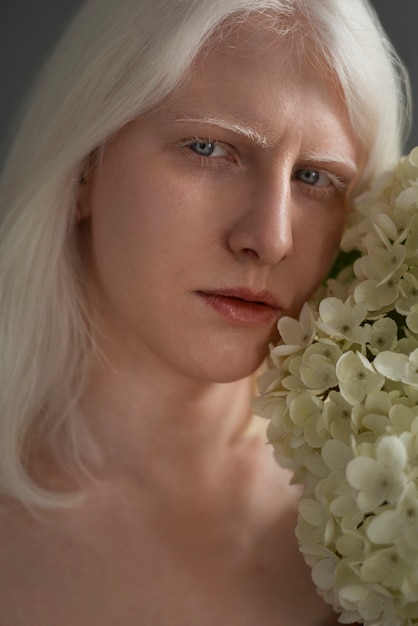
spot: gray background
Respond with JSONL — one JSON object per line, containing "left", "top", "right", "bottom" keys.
{"left": 0, "top": 1, "right": 417, "bottom": 164}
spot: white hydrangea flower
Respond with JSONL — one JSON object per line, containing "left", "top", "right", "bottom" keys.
{"left": 367, "top": 243, "right": 406, "bottom": 283}
{"left": 360, "top": 547, "right": 407, "bottom": 589}
{"left": 374, "top": 348, "right": 418, "bottom": 387}
{"left": 299, "top": 497, "right": 328, "bottom": 528}
{"left": 346, "top": 436, "right": 407, "bottom": 512}
{"left": 338, "top": 580, "right": 385, "bottom": 622}
{"left": 336, "top": 351, "right": 384, "bottom": 405}
{"left": 354, "top": 252, "right": 383, "bottom": 282}
{"left": 325, "top": 266, "right": 354, "bottom": 301}
{"left": 398, "top": 334, "right": 418, "bottom": 356}
{"left": 329, "top": 490, "right": 364, "bottom": 531}
{"left": 388, "top": 403, "right": 418, "bottom": 434}
{"left": 406, "top": 304, "right": 418, "bottom": 334}
{"left": 311, "top": 557, "right": 337, "bottom": 593}
{"left": 302, "top": 339, "right": 342, "bottom": 365}
{"left": 254, "top": 148, "right": 418, "bottom": 625}
{"left": 354, "top": 407, "right": 390, "bottom": 438}
{"left": 322, "top": 391, "right": 352, "bottom": 444}
{"left": 303, "top": 450, "right": 329, "bottom": 479}
{"left": 335, "top": 529, "right": 369, "bottom": 559}
{"left": 396, "top": 273, "right": 418, "bottom": 315}
{"left": 372, "top": 206, "right": 410, "bottom": 245}
{"left": 354, "top": 276, "right": 400, "bottom": 312}
{"left": 366, "top": 317, "right": 398, "bottom": 355}
{"left": 299, "top": 355, "right": 338, "bottom": 392}
{"left": 288, "top": 392, "right": 327, "bottom": 448}
{"left": 405, "top": 213, "right": 418, "bottom": 258}
{"left": 317, "top": 297, "right": 368, "bottom": 343}
{"left": 272, "top": 302, "right": 315, "bottom": 357}
{"left": 281, "top": 355, "right": 305, "bottom": 391}
{"left": 321, "top": 439, "right": 353, "bottom": 471}
{"left": 400, "top": 569, "right": 418, "bottom": 604}
{"left": 367, "top": 483, "right": 418, "bottom": 550}
{"left": 396, "top": 185, "right": 418, "bottom": 210}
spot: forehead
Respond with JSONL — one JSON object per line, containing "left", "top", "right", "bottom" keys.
{"left": 186, "top": 12, "right": 333, "bottom": 87}
{"left": 159, "top": 16, "right": 357, "bottom": 163}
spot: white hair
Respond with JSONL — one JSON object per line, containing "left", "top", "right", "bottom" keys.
{"left": 0, "top": 0, "right": 410, "bottom": 509}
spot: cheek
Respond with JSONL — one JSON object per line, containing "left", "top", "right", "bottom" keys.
{"left": 293, "top": 211, "right": 345, "bottom": 303}
{"left": 315, "top": 213, "right": 345, "bottom": 278}
{"left": 87, "top": 163, "right": 220, "bottom": 300}
{"left": 319, "top": 212, "right": 345, "bottom": 263}
{"left": 89, "top": 169, "right": 175, "bottom": 262}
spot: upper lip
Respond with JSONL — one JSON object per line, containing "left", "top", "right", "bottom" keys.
{"left": 198, "top": 287, "right": 281, "bottom": 309}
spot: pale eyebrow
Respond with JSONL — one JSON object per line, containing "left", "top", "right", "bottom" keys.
{"left": 301, "top": 150, "right": 358, "bottom": 174}
{"left": 172, "top": 115, "right": 358, "bottom": 173}
{"left": 173, "top": 115, "right": 272, "bottom": 148}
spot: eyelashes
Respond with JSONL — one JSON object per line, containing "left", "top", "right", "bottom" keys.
{"left": 177, "top": 136, "right": 349, "bottom": 198}
{"left": 188, "top": 140, "right": 225, "bottom": 158}
{"left": 177, "top": 137, "right": 234, "bottom": 166}
{"left": 294, "top": 168, "right": 348, "bottom": 199}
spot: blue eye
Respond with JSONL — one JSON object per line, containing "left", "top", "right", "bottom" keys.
{"left": 296, "top": 169, "right": 330, "bottom": 187}
{"left": 190, "top": 141, "right": 216, "bottom": 157}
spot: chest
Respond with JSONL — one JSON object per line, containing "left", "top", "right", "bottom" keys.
{"left": 0, "top": 472, "right": 337, "bottom": 626}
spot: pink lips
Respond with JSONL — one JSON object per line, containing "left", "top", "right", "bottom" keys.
{"left": 197, "top": 288, "right": 281, "bottom": 326}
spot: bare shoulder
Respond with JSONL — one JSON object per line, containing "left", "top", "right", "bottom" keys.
{"left": 0, "top": 453, "right": 340, "bottom": 626}
{"left": 0, "top": 499, "right": 77, "bottom": 618}
{"left": 0, "top": 492, "right": 118, "bottom": 626}
{"left": 0, "top": 502, "right": 54, "bottom": 624}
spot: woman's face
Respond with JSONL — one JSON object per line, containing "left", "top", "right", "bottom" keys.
{"left": 81, "top": 20, "right": 361, "bottom": 383}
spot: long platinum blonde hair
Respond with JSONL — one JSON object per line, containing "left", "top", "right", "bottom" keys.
{"left": 0, "top": 0, "right": 410, "bottom": 509}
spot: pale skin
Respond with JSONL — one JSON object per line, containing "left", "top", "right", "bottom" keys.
{"left": 0, "top": 18, "right": 362, "bottom": 626}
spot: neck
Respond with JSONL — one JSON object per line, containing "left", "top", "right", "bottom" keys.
{"left": 81, "top": 350, "right": 262, "bottom": 477}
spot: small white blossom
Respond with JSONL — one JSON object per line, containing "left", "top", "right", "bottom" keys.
{"left": 367, "top": 483, "right": 418, "bottom": 550}
{"left": 360, "top": 547, "right": 406, "bottom": 589}
{"left": 400, "top": 568, "right": 418, "bottom": 603}
{"left": 336, "top": 351, "right": 384, "bottom": 405}
{"left": 396, "top": 185, "right": 418, "bottom": 211}
{"left": 367, "top": 243, "right": 407, "bottom": 283}
{"left": 372, "top": 206, "right": 410, "bottom": 245}
{"left": 273, "top": 303, "right": 315, "bottom": 357}
{"left": 405, "top": 213, "right": 418, "bottom": 258}
{"left": 335, "top": 530, "right": 369, "bottom": 558}
{"left": 322, "top": 391, "right": 353, "bottom": 444}
{"left": 329, "top": 490, "right": 364, "bottom": 530}
{"left": 317, "top": 298, "right": 367, "bottom": 343}
{"left": 389, "top": 403, "right": 417, "bottom": 433}
{"left": 311, "top": 557, "right": 336, "bottom": 592}
{"left": 338, "top": 580, "right": 385, "bottom": 622}
{"left": 321, "top": 439, "right": 353, "bottom": 471}
{"left": 406, "top": 303, "right": 418, "bottom": 334}
{"left": 374, "top": 348, "right": 418, "bottom": 387}
{"left": 302, "top": 340, "right": 342, "bottom": 365}
{"left": 396, "top": 273, "right": 418, "bottom": 314}
{"left": 346, "top": 436, "right": 407, "bottom": 512}
{"left": 367, "top": 317, "right": 398, "bottom": 355}
{"left": 299, "top": 355, "right": 338, "bottom": 392}
{"left": 354, "top": 277, "right": 400, "bottom": 311}
{"left": 299, "top": 497, "right": 328, "bottom": 527}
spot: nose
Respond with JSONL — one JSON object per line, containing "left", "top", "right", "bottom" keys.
{"left": 226, "top": 172, "right": 294, "bottom": 266}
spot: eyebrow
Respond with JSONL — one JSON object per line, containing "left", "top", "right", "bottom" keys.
{"left": 173, "top": 114, "right": 358, "bottom": 173}
{"left": 301, "top": 150, "right": 358, "bottom": 174}
{"left": 173, "top": 115, "right": 272, "bottom": 148}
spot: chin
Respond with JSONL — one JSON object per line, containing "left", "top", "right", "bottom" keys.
{"left": 187, "top": 347, "right": 268, "bottom": 384}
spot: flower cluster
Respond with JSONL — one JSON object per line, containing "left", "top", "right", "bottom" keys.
{"left": 254, "top": 147, "right": 418, "bottom": 626}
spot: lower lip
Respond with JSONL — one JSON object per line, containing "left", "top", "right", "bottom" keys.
{"left": 197, "top": 293, "right": 280, "bottom": 326}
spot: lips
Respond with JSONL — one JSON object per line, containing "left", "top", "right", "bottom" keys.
{"left": 196, "top": 288, "right": 281, "bottom": 326}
